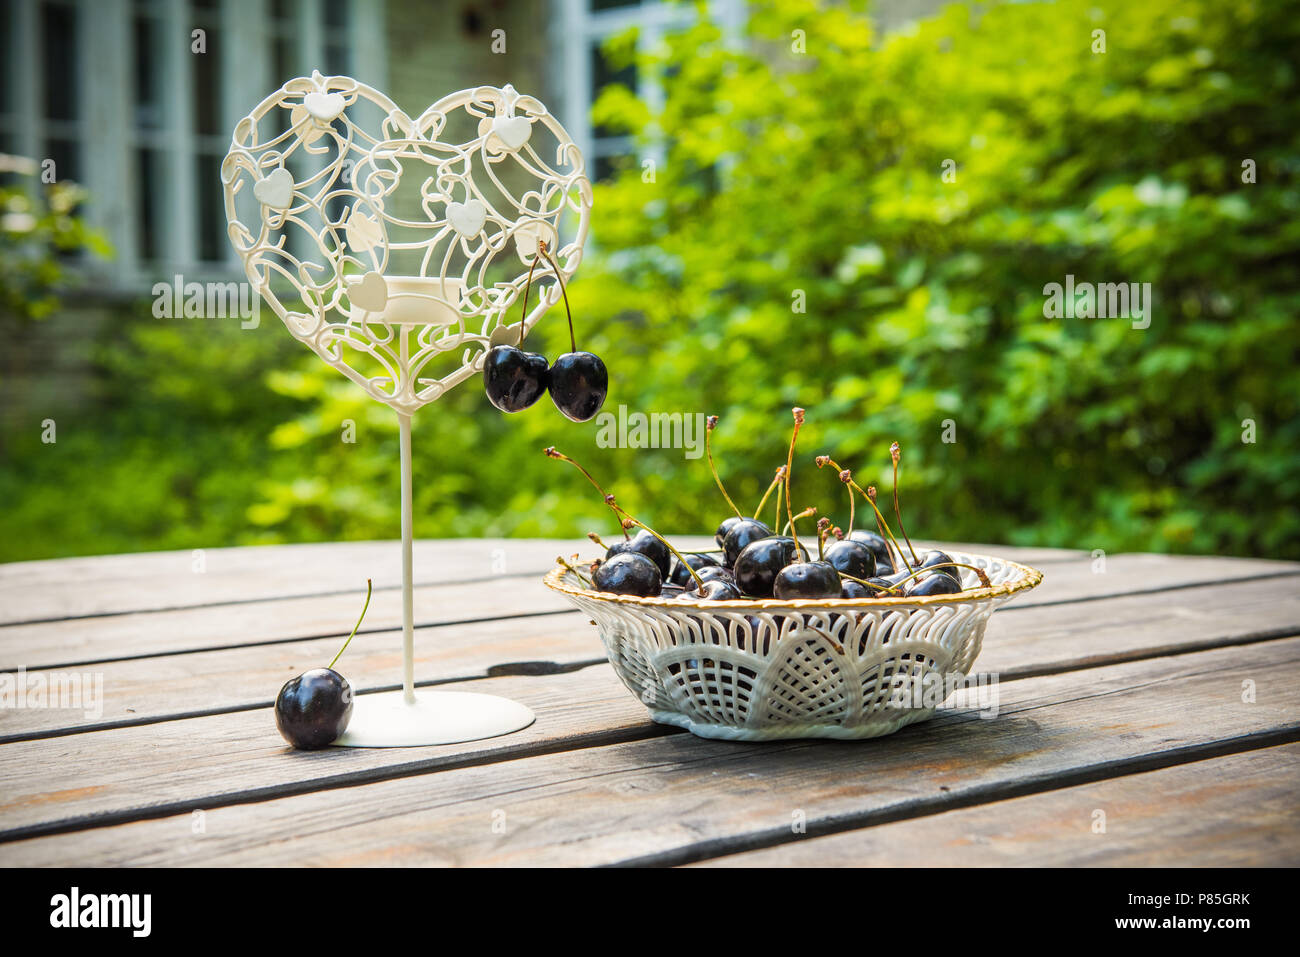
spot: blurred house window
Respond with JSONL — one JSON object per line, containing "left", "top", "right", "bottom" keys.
{"left": 0, "top": 0, "right": 385, "bottom": 290}
{"left": 560, "top": 0, "right": 746, "bottom": 183}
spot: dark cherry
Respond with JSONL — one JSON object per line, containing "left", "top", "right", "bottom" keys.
{"left": 715, "top": 515, "right": 745, "bottom": 549}
{"left": 841, "top": 579, "right": 883, "bottom": 599}
{"left": 548, "top": 351, "right": 608, "bottom": 422}
{"left": 721, "top": 518, "right": 774, "bottom": 566}
{"left": 692, "top": 578, "right": 743, "bottom": 601}
{"left": 593, "top": 551, "right": 662, "bottom": 596}
{"left": 906, "top": 573, "right": 962, "bottom": 597}
{"left": 823, "top": 539, "right": 876, "bottom": 580}
{"left": 848, "top": 529, "right": 892, "bottom": 568}
{"left": 274, "top": 668, "right": 353, "bottom": 750}
{"left": 693, "top": 564, "right": 736, "bottom": 585}
{"left": 669, "top": 552, "right": 722, "bottom": 587}
{"left": 607, "top": 528, "right": 671, "bottom": 578}
{"left": 659, "top": 583, "right": 688, "bottom": 599}
{"left": 773, "top": 561, "right": 842, "bottom": 600}
{"left": 875, "top": 556, "right": 896, "bottom": 577}
{"left": 734, "top": 536, "right": 806, "bottom": 599}
{"left": 919, "top": 550, "right": 962, "bottom": 586}
{"left": 483, "top": 345, "right": 548, "bottom": 413}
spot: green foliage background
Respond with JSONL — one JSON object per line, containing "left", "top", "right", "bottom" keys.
{"left": 3, "top": 0, "right": 1298, "bottom": 562}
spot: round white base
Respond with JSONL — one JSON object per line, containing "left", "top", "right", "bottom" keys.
{"left": 333, "top": 689, "right": 535, "bottom": 747}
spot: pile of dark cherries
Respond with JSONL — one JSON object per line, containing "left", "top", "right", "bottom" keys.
{"left": 550, "top": 409, "right": 980, "bottom": 603}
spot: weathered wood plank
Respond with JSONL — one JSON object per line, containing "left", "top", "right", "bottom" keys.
{"left": 2, "top": 575, "right": 1297, "bottom": 741}
{"left": 692, "top": 742, "right": 1300, "bottom": 867}
{"left": 0, "top": 537, "right": 596, "bottom": 624}
{"left": 0, "top": 611, "right": 595, "bottom": 740}
{"left": 0, "top": 575, "right": 574, "bottom": 671}
{"left": 0, "top": 665, "right": 651, "bottom": 843}
{"left": 5, "top": 547, "right": 1295, "bottom": 670}
{"left": 1, "top": 638, "right": 1298, "bottom": 865}
{"left": 0, "top": 536, "right": 1248, "bottom": 624}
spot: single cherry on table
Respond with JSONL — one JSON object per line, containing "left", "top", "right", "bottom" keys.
{"left": 274, "top": 579, "right": 372, "bottom": 750}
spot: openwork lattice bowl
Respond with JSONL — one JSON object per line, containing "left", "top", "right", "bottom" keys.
{"left": 544, "top": 550, "right": 1043, "bottom": 741}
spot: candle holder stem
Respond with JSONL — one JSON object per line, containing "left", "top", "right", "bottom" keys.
{"left": 399, "top": 410, "right": 416, "bottom": 705}
{"left": 333, "top": 414, "right": 536, "bottom": 747}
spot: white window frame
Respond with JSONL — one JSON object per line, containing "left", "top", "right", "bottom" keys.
{"left": 3, "top": 0, "right": 387, "bottom": 291}
{"left": 558, "top": 0, "right": 746, "bottom": 183}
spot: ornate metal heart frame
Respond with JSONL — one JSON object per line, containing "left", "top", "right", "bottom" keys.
{"left": 222, "top": 72, "right": 593, "bottom": 415}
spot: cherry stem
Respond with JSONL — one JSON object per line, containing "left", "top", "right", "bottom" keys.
{"left": 544, "top": 446, "right": 629, "bottom": 539}
{"left": 615, "top": 513, "right": 705, "bottom": 590}
{"left": 797, "top": 621, "right": 845, "bottom": 656}
{"left": 328, "top": 578, "right": 372, "bottom": 670}
{"left": 517, "top": 247, "right": 541, "bottom": 348}
{"left": 887, "top": 562, "right": 992, "bottom": 592}
{"left": 556, "top": 555, "right": 595, "bottom": 588}
{"left": 891, "top": 443, "right": 920, "bottom": 565}
{"left": 785, "top": 409, "right": 805, "bottom": 553}
{"left": 537, "top": 241, "right": 577, "bottom": 354}
{"left": 816, "top": 518, "right": 831, "bottom": 561}
{"left": 866, "top": 487, "right": 910, "bottom": 572}
{"left": 754, "top": 466, "right": 784, "bottom": 518}
{"left": 838, "top": 570, "right": 904, "bottom": 595}
{"left": 587, "top": 532, "right": 609, "bottom": 549}
{"left": 819, "top": 455, "right": 913, "bottom": 572}
{"left": 705, "top": 416, "right": 743, "bottom": 519}
{"left": 782, "top": 505, "right": 816, "bottom": 537}
{"left": 772, "top": 473, "right": 786, "bottom": 532}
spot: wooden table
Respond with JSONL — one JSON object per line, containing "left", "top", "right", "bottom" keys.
{"left": 1, "top": 538, "right": 1297, "bottom": 867}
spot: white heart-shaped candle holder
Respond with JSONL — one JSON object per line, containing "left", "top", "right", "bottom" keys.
{"left": 222, "top": 74, "right": 593, "bottom": 747}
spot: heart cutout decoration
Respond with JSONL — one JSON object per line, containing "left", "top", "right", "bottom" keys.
{"left": 252, "top": 167, "right": 294, "bottom": 210}
{"left": 447, "top": 199, "right": 487, "bottom": 238}
{"left": 492, "top": 115, "right": 533, "bottom": 151}
{"left": 349, "top": 271, "right": 389, "bottom": 312}
{"left": 304, "top": 90, "right": 346, "bottom": 122}
{"left": 223, "top": 74, "right": 593, "bottom": 415}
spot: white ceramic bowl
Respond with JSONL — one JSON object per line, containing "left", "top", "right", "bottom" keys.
{"left": 544, "top": 550, "right": 1043, "bottom": 741}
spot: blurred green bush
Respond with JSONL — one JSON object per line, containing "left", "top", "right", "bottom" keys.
{"left": 3, "top": 0, "right": 1298, "bottom": 561}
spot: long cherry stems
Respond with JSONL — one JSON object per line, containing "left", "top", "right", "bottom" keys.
{"left": 705, "top": 416, "right": 743, "bottom": 520}
{"left": 783, "top": 505, "right": 817, "bottom": 537}
{"left": 754, "top": 465, "right": 785, "bottom": 518}
{"left": 891, "top": 441, "right": 920, "bottom": 565}
{"left": 784, "top": 408, "right": 806, "bottom": 554}
{"left": 516, "top": 247, "right": 542, "bottom": 347}
{"left": 816, "top": 454, "right": 912, "bottom": 571}
{"left": 328, "top": 578, "right": 372, "bottom": 670}
{"left": 616, "top": 515, "right": 706, "bottom": 590}
{"left": 556, "top": 555, "right": 595, "bottom": 588}
{"left": 544, "top": 446, "right": 629, "bottom": 539}
{"left": 536, "top": 241, "right": 577, "bottom": 354}
{"left": 867, "top": 485, "right": 910, "bottom": 572}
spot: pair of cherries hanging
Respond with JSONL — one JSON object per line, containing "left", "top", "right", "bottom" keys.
{"left": 483, "top": 241, "right": 608, "bottom": 422}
